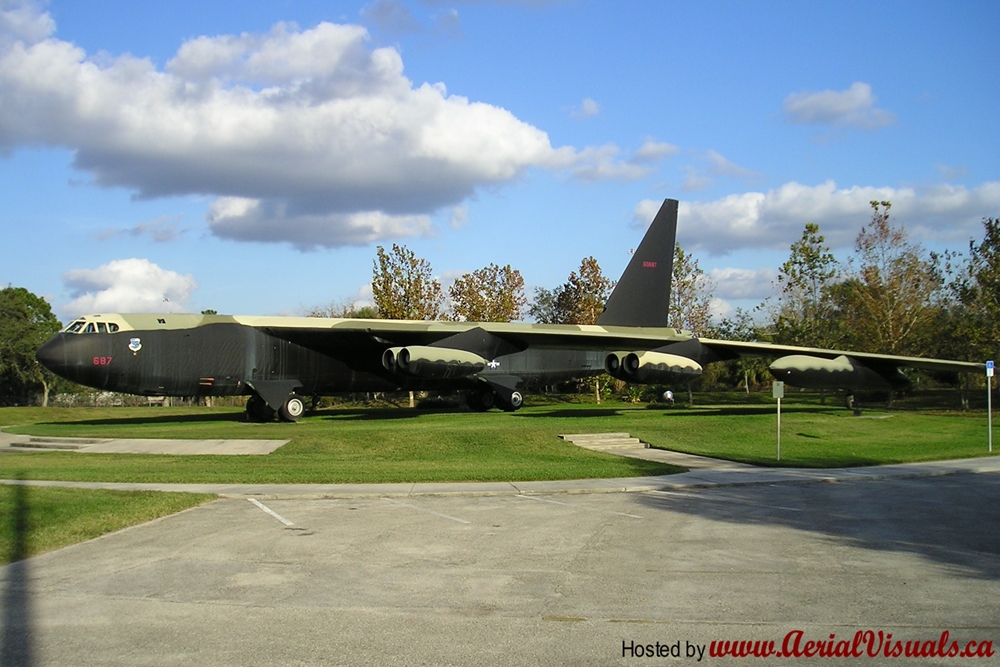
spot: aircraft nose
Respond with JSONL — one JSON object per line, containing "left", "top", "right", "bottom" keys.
{"left": 35, "top": 334, "right": 67, "bottom": 373}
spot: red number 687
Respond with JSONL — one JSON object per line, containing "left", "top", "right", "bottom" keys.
{"left": 92, "top": 356, "right": 113, "bottom": 365}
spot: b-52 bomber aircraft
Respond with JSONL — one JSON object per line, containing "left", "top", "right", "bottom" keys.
{"left": 37, "top": 199, "right": 982, "bottom": 421}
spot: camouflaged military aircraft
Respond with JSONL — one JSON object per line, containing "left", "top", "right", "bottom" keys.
{"left": 36, "top": 199, "right": 982, "bottom": 421}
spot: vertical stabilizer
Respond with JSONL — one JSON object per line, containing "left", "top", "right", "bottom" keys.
{"left": 597, "top": 199, "right": 677, "bottom": 328}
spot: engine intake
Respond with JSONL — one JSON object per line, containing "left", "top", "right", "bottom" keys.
{"left": 382, "top": 346, "right": 487, "bottom": 379}
{"left": 605, "top": 351, "right": 703, "bottom": 384}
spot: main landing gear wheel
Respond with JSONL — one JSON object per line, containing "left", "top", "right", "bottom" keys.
{"left": 279, "top": 396, "right": 305, "bottom": 422}
{"left": 466, "top": 389, "right": 496, "bottom": 412}
{"left": 501, "top": 391, "right": 523, "bottom": 412}
{"left": 246, "top": 394, "right": 275, "bottom": 422}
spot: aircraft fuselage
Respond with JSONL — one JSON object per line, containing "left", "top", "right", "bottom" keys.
{"left": 36, "top": 318, "right": 606, "bottom": 399}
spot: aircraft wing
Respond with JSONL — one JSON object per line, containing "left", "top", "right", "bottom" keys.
{"left": 698, "top": 338, "right": 984, "bottom": 374}
{"left": 258, "top": 318, "right": 695, "bottom": 361}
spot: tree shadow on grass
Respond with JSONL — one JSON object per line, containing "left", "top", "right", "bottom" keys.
{"left": 646, "top": 405, "right": 841, "bottom": 417}
{"left": 319, "top": 408, "right": 429, "bottom": 421}
{"left": 513, "top": 409, "right": 624, "bottom": 419}
{"left": 34, "top": 412, "right": 246, "bottom": 427}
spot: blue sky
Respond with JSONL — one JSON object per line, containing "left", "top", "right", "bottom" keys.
{"left": 1, "top": 0, "right": 997, "bottom": 323}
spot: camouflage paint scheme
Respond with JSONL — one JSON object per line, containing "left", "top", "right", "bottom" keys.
{"left": 36, "top": 200, "right": 983, "bottom": 420}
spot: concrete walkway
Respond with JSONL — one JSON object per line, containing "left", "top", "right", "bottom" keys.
{"left": 0, "top": 428, "right": 288, "bottom": 455}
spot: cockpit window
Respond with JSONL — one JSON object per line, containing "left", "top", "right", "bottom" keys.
{"left": 66, "top": 320, "right": 121, "bottom": 334}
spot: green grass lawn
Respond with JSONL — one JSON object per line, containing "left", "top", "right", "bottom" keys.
{"left": 1, "top": 484, "right": 213, "bottom": 564}
{"left": 1, "top": 395, "right": 996, "bottom": 485}
{"left": 0, "top": 403, "right": 679, "bottom": 484}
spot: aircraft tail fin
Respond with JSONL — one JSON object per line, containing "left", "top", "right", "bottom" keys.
{"left": 597, "top": 199, "right": 677, "bottom": 328}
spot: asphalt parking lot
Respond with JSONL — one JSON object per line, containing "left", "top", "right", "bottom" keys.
{"left": 3, "top": 473, "right": 999, "bottom": 666}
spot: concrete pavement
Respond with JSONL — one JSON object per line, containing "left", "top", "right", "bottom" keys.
{"left": 3, "top": 429, "right": 999, "bottom": 665}
{"left": 2, "top": 472, "right": 998, "bottom": 666}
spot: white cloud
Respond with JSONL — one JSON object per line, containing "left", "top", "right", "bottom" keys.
{"left": 206, "top": 197, "right": 435, "bottom": 250}
{"left": 0, "top": 0, "right": 52, "bottom": 50}
{"left": 571, "top": 97, "right": 600, "bottom": 118}
{"left": 936, "top": 163, "right": 968, "bottom": 181}
{"left": 782, "top": 82, "right": 895, "bottom": 130}
{"left": 709, "top": 297, "right": 733, "bottom": 323}
{"left": 62, "top": 258, "right": 197, "bottom": 316}
{"left": 348, "top": 282, "right": 375, "bottom": 310}
{"left": 632, "top": 198, "right": 663, "bottom": 228}
{"left": 360, "top": 0, "right": 424, "bottom": 34}
{"left": 680, "top": 165, "right": 713, "bottom": 192}
{"left": 448, "top": 204, "right": 468, "bottom": 229}
{"left": 629, "top": 139, "right": 680, "bottom": 164}
{"left": 569, "top": 144, "right": 651, "bottom": 181}
{"left": 0, "top": 8, "right": 639, "bottom": 248}
{"left": 706, "top": 150, "right": 763, "bottom": 183}
{"left": 94, "top": 215, "right": 186, "bottom": 243}
{"left": 635, "top": 180, "right": 1000, "bottom": 255}
{"left": 678, "top": 150, "right": 763, "bottom": 192}
{"left": 709, "top": 267, "right": 778, "bottom": 300}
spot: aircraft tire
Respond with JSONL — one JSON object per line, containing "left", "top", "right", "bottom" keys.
{"left": 501, "top": 391, "right": 523, "bottom": 412}
{"left": 246, "top": 394, "right": 275, "bottom": 422}
{"left": 467, "top": 389, "right": 494, "bottom": 412}
{"left": 279, "top": 396, "right": 305, "bottom": 422}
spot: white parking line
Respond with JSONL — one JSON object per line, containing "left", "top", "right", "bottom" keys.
{"left": 248, "top": 498, "right": 295, "bottom": 526}
{"left": 647, "top": 489, "right": 803, "bottom": 512}
{"left": 383, "top": 498, "right": 471, "bottom": 524}
{"left": 646, "top": 490, "right": 704, "bottom": 499}
{"left": 514, "top": 494, "right": 642, "bottom": 519}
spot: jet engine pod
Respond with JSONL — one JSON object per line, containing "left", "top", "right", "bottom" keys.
{"left": 604, "top": 352, "right": 630, "bottom": 381}
{"left": 383, "top": 346, "right": 487, "bottom": 379}
{"left": 606, "top": 351, "right": 702, "bottom": 384}
{"left": 768, "top": 354, "right": 909, "bottom": 391}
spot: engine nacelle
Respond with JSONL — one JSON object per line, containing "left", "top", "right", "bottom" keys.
{"left": 382, "top": 346, "right": 487, "bottom": 380}
{"left": 768, "top": 355, "right": 909, "bottom": 391}
{"left": 605, "top": 351, "right": 703, "bottom": 384}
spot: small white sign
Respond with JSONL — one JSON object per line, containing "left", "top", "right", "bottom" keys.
{"left": 988, "top": 360, "right": 994, "bottom": 378}
{"left": 772, "top": 381, "right": 784, "bottom": 399}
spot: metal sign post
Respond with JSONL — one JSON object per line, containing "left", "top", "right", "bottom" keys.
{"left": 772, "top": 381, "right": 784, "bottom": 461}
{"left": 988, "top": 361, "right": 994, "bottom": 453}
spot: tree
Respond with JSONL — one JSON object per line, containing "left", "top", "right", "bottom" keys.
{"left": 0, "top": 286, "right": 62, "bottom": 406}
{"left": 712, "top": 308, "right": 771, "bottom": 394}
{"left": 371, "top": 244, "right": 443, "bottom": 320}
{"left": 529, "top": 258, "right": 613, "bottom": 325}
{"left": 668, "top": 243, "right": 715, "bottom": 335}
{"left": 837, "top": 201, "right": 943, "bottom": 355}
{"left": 952, "top": 216, "right": 1000, "bottom": 362}
{"left": 772, "top": 223, "right": 841, "bottom": 348}
{"left": 554, "top": 257, "right": 614, "bottom": 325}
{"left": 528, "top": 287, "right": 560, "bottom": 324}
{"left": 307, "top": 300, "right": 378, "bottom": 319}
{"left": 449, "top": 263, "right": 526, "bottom": 322}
